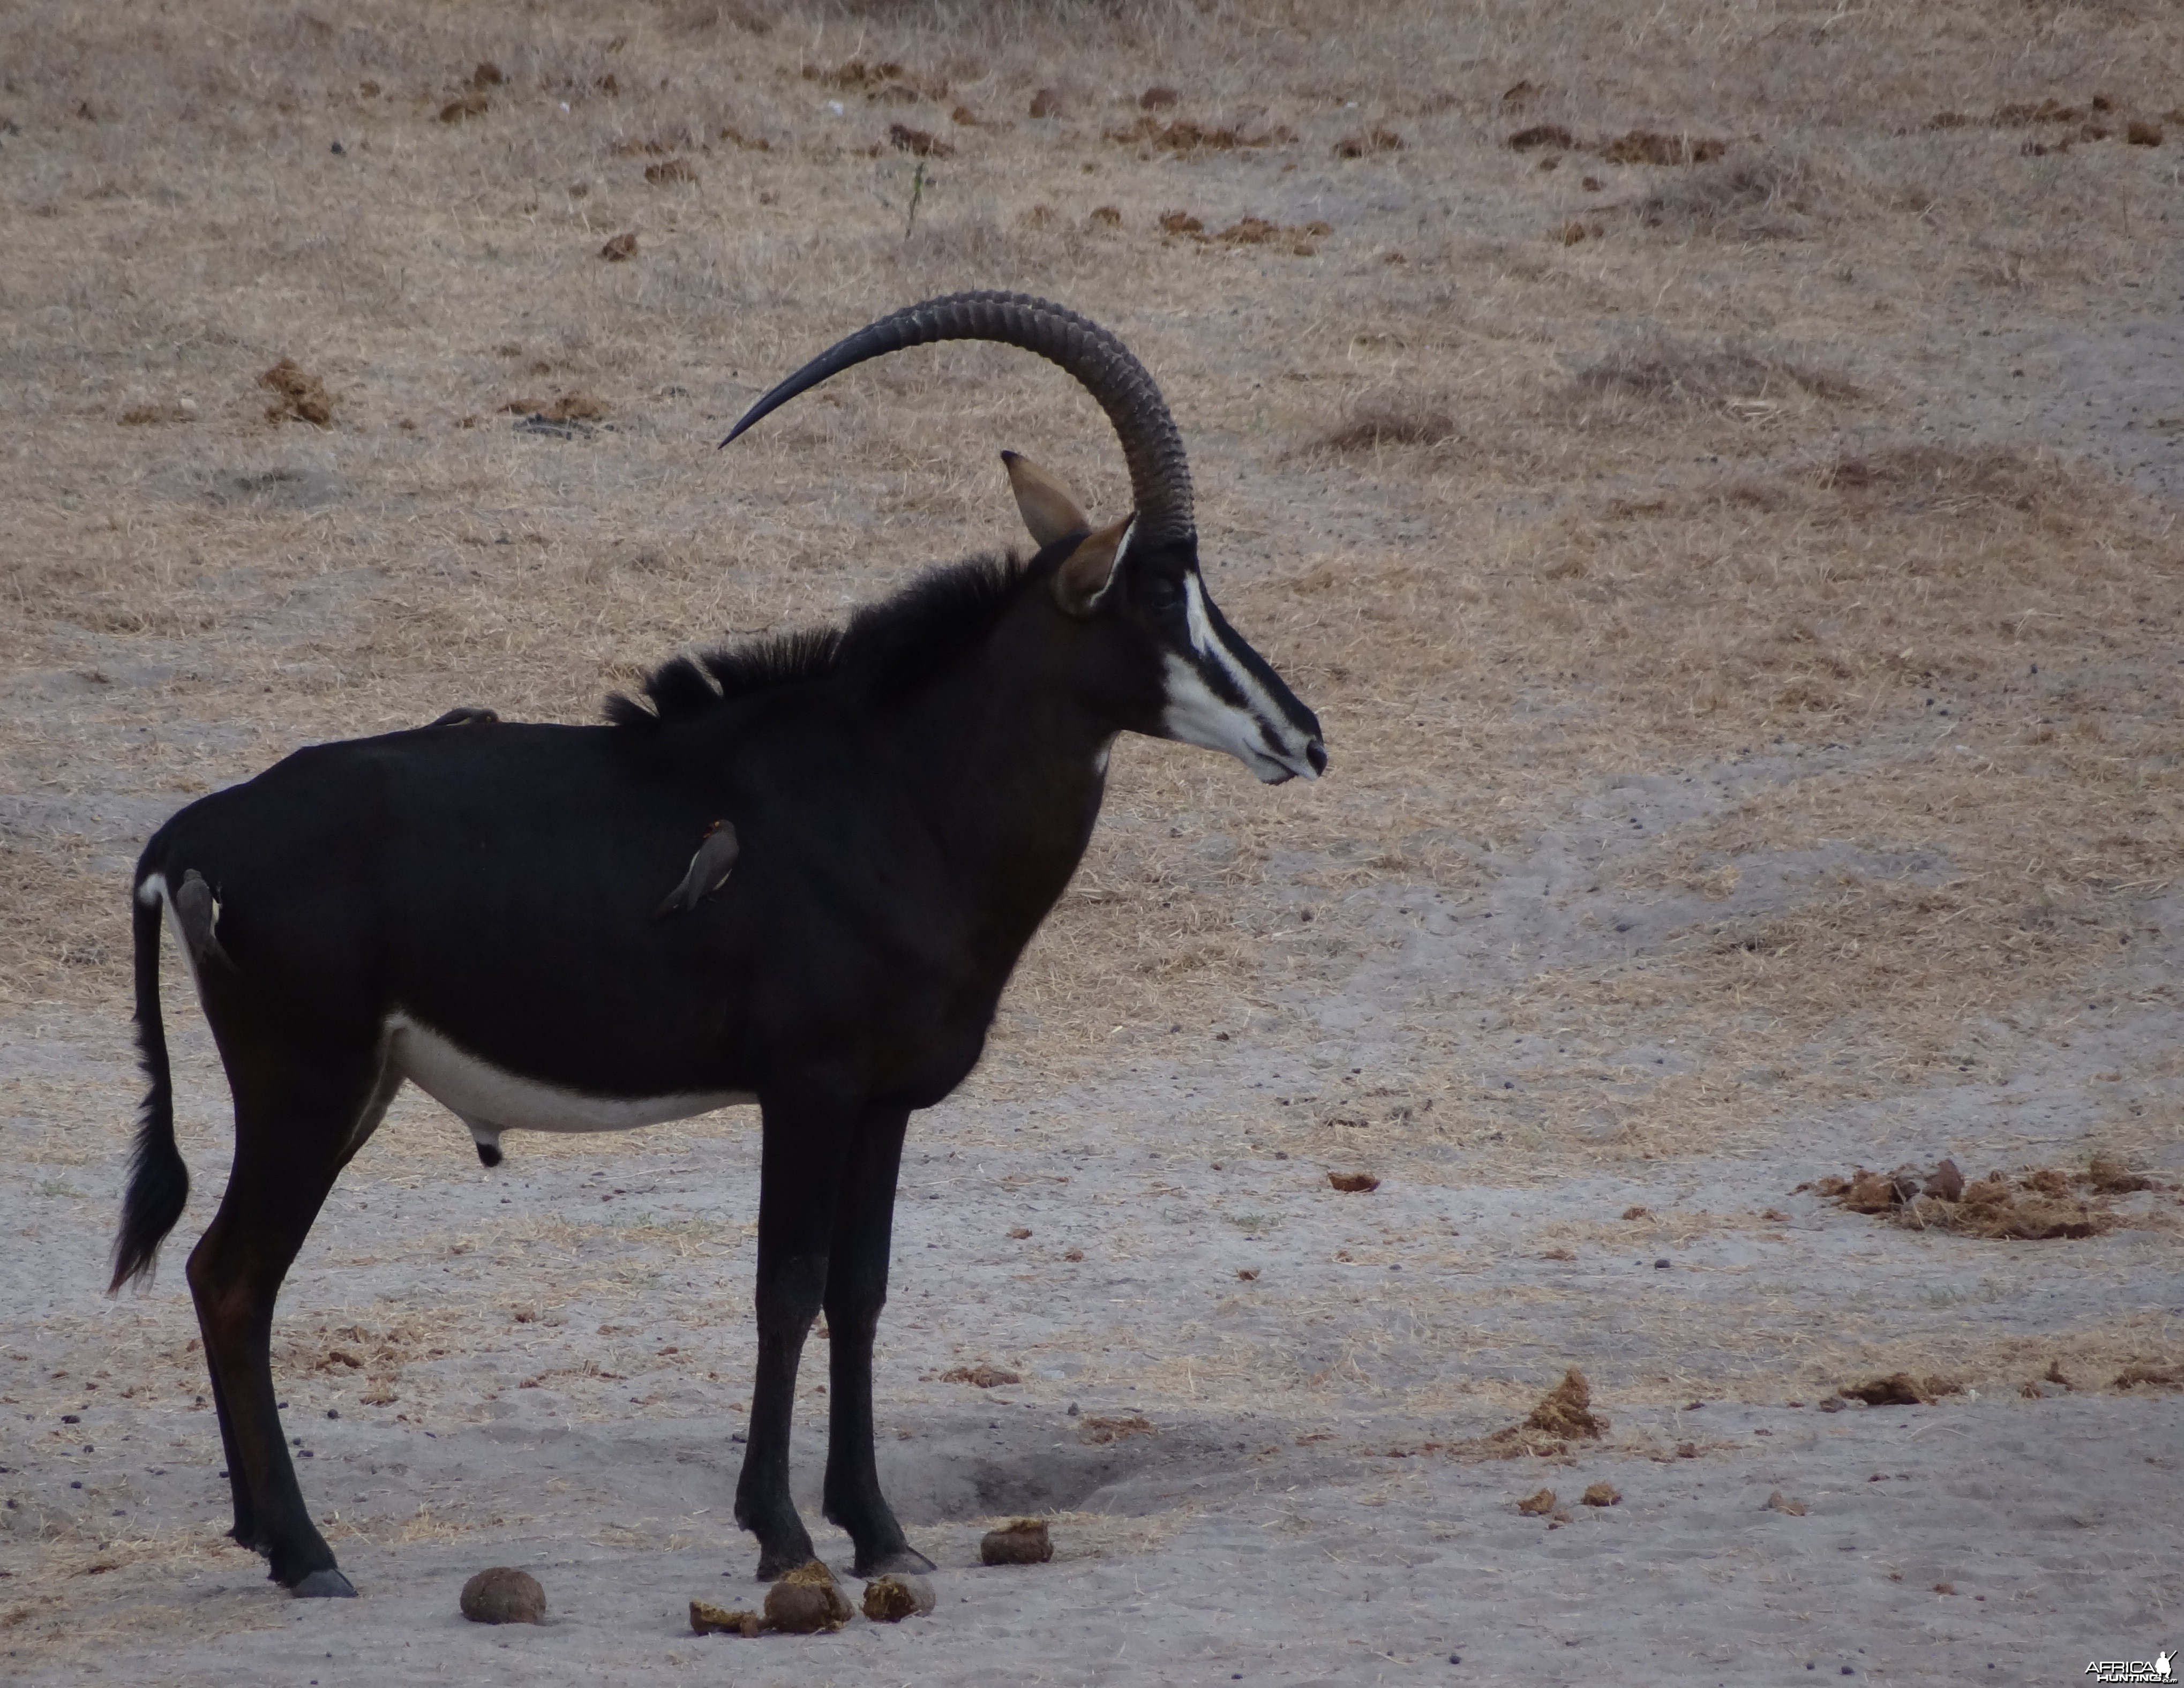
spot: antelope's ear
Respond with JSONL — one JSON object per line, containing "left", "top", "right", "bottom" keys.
{"left": 1002, "top": 450, "right": 1091, "bottom": 547}
{"left": 1053, "top": 515, "right": 1133, "bottom": 618}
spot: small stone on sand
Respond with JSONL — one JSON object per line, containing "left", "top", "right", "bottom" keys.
{"left": 460, "top": 1566, "right": 546, "bottom": 1624}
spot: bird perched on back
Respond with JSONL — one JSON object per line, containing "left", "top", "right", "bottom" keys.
{"left": 653, "top": 820, "right": 740, "bottom": 919}
{"left": 173, "top": 868, "right": 231, "bottom": 967}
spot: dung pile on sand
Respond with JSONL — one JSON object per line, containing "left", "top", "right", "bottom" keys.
{"left": 1832, "top": 1371, "right": 1964, "bottom": 1408}
{"left": 980, "top": 1518, "right": 1053, "bottom": 1566}
{"left": 690, "top": 1560, "right": 854, "bottom": 1638}
{"left": 1808, "top": 1156, "right": 2164, "bottom": 1240}
{"left": 862, "top": 1573, "right": 936, "bottom": 1622}
{"left": 459, "top": 1566, "right": 546, "bottom": 1624}
{"left": 258, "top": 358, "right": 332, "bottom": 426}
{"left": 1455, "top": 1368, "right": 1610, "bottom": 1459}
{"left": 766, "top": 1561, "right": 855, "bottom": 1633}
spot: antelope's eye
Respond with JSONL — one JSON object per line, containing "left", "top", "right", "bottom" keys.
{"left": 1137, "top": 574, "right": 1180, "bottom": 609}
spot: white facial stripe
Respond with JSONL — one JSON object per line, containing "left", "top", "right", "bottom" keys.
{"left": 1182, "top": 567, "right": 1218, "bottom": 657}
{"left": 1161, "top": 655, "right": 1293, "bottom": 782}
{"left": 385, "top": 1010, "right": 754, "bottom": 1135}
{"left": 1177, "top": 572, "right": 1318, "bottom": 775}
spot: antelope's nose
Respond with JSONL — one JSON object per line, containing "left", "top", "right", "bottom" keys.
{"left": 1306, "top": 740, "right": 1328, "bottom": 777}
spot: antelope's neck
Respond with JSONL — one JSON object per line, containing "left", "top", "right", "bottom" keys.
{"left": 909, "top": 661, "right": 1113, "bottom": 957}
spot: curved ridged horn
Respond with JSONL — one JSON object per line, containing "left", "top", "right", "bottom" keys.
{"left": 720, "top": 291, "right": 1195, "bottom": 547}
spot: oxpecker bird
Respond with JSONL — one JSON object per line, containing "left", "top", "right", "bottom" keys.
{"left": 652, "top": 820, "right": 741, "bottom": 919}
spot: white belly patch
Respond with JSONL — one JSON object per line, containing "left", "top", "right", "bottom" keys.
{"left": 384, "top": 1010, "right": 754, "bottom": 1137}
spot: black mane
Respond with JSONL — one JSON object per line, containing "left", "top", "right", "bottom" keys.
{"left": 606, "top": 552, "right": 1030, "bottom": 729}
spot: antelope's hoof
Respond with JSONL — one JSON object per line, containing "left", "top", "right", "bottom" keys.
{"left": 753, "top": 1544, "right": 816, "bottom": 1582}
{"left": 857, "top": 1544, "right": 936, "bottom": 1577}
{"left": 291, "top": 1568, "right": 357, "bottom": 1599}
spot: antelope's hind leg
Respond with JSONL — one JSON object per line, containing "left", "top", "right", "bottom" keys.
{"left": 821, "top": 1106, "right": 933, "bottom": 1576}
{"left": 188, "top": 1039, "right": 392, "bottom": 1596}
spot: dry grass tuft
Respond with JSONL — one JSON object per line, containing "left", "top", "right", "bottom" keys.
{"left": 1105, "top": 115, "right": 1295, "bottom": 153}
{"left": 499, "top": 392, "right": 609, "bottom": 424}
{"left": 1317, "top": 399, "right": 1454, "bottom": 453}
{"left": 1573, "top": 340, "right": 1859, "bottom": 409}
{"left": 1635, "top": 154, "right": 1825, "bottom": 238}
{"left": 1600, "top": 129, "right": 1728, "bottom": 166}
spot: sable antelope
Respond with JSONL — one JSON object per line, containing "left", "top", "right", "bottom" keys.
{"left": 111, "top": 291, "right": 1325, "bottom": 1597}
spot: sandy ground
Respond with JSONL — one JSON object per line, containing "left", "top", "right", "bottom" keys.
{"left": 5, "top": 2, "right": 2184, "bottom": 1683}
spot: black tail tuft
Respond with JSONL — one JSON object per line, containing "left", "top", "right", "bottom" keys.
{"left": 110, "top": 886, "right": 189, "bottom": 1293}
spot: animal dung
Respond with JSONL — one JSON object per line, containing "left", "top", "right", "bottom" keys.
{"left": 980, "top": 1518, "right": 1053, "bottom": 1566}
{"left": 1334, "top": 125, "right": 1405, "bottom": 158}
{"left": 1455, "top": 1367, "right": 1610, "bottom": 1460}
{"left": 1516, "top": 1487, "right": 1557, "bottom": 1516}
{"left": 259, "top": 358, "right": 332, "bottom": 427}
{"left": 1763, "top": 1490, "right": 1808, "bottom": 1516}
{"left": 1328, "top": 1171, "right": 1379, "bottom": 1193}
{"left": 1811, "top": 1158, "right": 2153, "bottom": 1239}
{"left": 690, "top": 1599, "right": 762, "bottom": 1637}
{"left": 599, "top": 231, "right": 639, "bottom": 260}
{"left": 460, "top": 1566, "right": 546, "bottom": 1624}
{"left": 1525, "top": 1368, "right": 1608, "bottom": 1441}
{"left": 1840, "top": 1371, "right": 1961, "bottom": 1407}
{"left": 937, "top": 1362, "right": 1020, "bottom": 1388}
{"left": 1581, "top": 1482, "right": 1621, "bottom": 1507}
{"left": 1598, "top": 129, "right": 1727, "bottom": 165}
{"left": 499, "top": 391, "right": 609, "bottom": 425}
{"left": 1075, "top": 1411, "right": 1155, "bottom": 1445}
{"left": 861, "top": 1573, "right": 936, "bottom": 1622}
{"left": 887, "top": 122, "right": 953, "bottom": 157}
{"left": 764, "top": 1560, "right": 853, "bottom": 1633}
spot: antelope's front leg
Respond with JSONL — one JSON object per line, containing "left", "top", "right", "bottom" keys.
{"left": 821, "top": 1106, "right": 933, "bottom": 1576}
{"left": 734, "top": 1084, "right": 853, "bottom": 1579}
